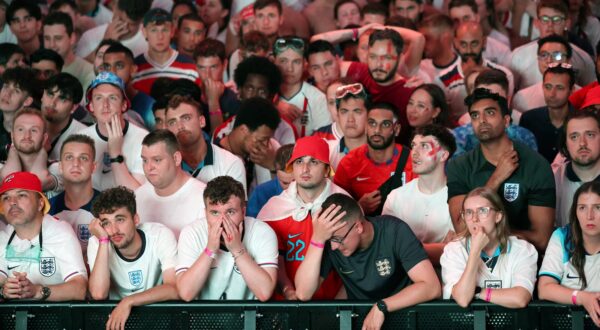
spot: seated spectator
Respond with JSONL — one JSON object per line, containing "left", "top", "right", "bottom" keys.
{"left": 295, "top": 193, "right": 441, "bottom": 329}
{"left": 176, "top": 176, "right": 278, "bottom": 301}
{"left": 383, "top": 124, "right": 456, "bottom": 265}
{"left": 538, "top": 181, "right": 600, "bottom": 327}
{"left": 0, "top": 172, "right": 87, "bottom": 301}
{"left": 440, "top": 187, "right": 538, "bottom": 308}
{"left": 406, "top": 84, "right": 449, "bottom": 129}
{"left": 88, "top": 186, "right": 179, "bottom": 328}
{"left": 247, "top": 144, "right": 294, "bottom": 217}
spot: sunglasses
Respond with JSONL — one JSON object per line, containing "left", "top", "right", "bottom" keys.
{"left": 335, "top": 83, "right": 366, "bottom": 99}
{"left": 273, "top": 37, "right": 305, "bottom": 56}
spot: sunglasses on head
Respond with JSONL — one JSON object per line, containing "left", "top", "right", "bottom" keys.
{"left": 274, "top": 37, "right": 305, "bottom": 55}
{"left": 335, "top": 83, "right": 366, "bottom": 99}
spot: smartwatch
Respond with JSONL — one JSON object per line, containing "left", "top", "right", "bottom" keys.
{"left": 376, "top": 300, "right": 388, "bottom": 315}
{"left": 109, "top": 155, "right": 124, "bottom": 163}
{"left": 40, "top": 286, "right": 51, "bottom": 301}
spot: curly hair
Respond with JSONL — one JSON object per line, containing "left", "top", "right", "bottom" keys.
{"left": 92, "top": 186, "right": 137, "bottom": 218}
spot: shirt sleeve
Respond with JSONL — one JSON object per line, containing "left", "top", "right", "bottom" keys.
{"left": 394, "top": 220, "right": 428, "bottom": 272}
{"left": 54, "top": 221, "right": 88, "bottom": 281}
{"left": 176, "top": 224, "right": 205, "bottom": 275}
{"left": 319, "top": 244, "right": 334, "bottom": 279}
{"left": 308, "top": 91, "right": 332, "bottom": 134}
{"left": 526, "top": 155, "right": 556, "bottom": 208}
{"left": 227, "top": 155, "right": 248, "bottom": 193}
{"left": 333, "top": 159, "right": 352, "bottom": 196}
{"left": 510, "top": 239, "right": 538, "bottom": 294}
{"left": 381, "top": 189, "right": 397, "bottom": 217}
{"left": 248, "top": 221, "right": 278, "bottom": 268}
{"left": 87, "top": 236, "right": 100, "bottom": 272}
{"left": 538, "top": 228, "right": 567, "bottom": 282}
{"left": 439, "top": 241, "right": 468, "bottom": 299}
{"left": 446, "top": 157, "right": 470, "bottom": 199}
{"left": 154, "top": 225, "right": 179, "bottom": 272}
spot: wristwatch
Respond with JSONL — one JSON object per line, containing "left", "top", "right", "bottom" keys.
{"left": 109, "top": 155, "right": 124, "bottom": 163}
{"left": 40, "top": 286, "right": 51, "bottom": 301}
{"left": 376, "top": 300, "right": 388, "bottom": 315}
{"left": 474, "top": 286, "right": 482, "bottom": 300}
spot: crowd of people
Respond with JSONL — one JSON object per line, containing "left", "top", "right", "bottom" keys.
{"left": 0, "top": 0, "right": 599, "bottom": 329}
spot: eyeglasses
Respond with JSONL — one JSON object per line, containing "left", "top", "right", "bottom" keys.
{"left": 330, "top": 222, "right": 356, "bottom": 245}
{"left": 460, "top": 206, "right": 498, "bottom": 221}
{"left": 539, "top": 15, "right": 566, "bottom": 25}
{"left": 547, "top": 62, "right": 573, "bottom": 69}
{"left": 273, "top": 37, "right": 305, "bottom": 56}
{"left": 335, "top": 83, "right": 366, "bottom": 99}
{"left": 537, "top": 51, "right": 568, "bottom": 62}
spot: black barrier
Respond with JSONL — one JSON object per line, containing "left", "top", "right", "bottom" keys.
{"left": 0, "top": 300, "right": 598, "bottom": 330}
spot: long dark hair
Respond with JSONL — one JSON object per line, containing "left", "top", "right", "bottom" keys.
{"left": 568, "top": 181, "right": 600, "bottom": 289}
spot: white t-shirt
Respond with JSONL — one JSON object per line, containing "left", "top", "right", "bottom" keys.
{"left": 0, "top": 215, "right": 87, "bottom": 285}
{"left": 175, "top": 217, "right": 278, "bottom": 300}
{"left": 135, "top": 178, "right": 207, "bottom": 239}
{"left": 88, "top": 222, "right": 178, "bottom": 299}
{"left": 381, "top": 179, "right": 453, "bottom": 243}
{"left": 489, "top": 29, "right": 510, "bottom": 48}
{"left": 440, "top": 236, "right": 538, "bottom": 299}
{"left": 509, "top": 40, "right": 596, "bottom": 90}
{"left": 76, "top": 24, "right": 148, "bottom": 59}
{"left": 419, "top": 57, "right": 459, "bottom": 84}
{"left": 48, "top": 118, "right": 87, "bottom": 162}
{"left": 63, "top": 57, "right": 96, "bottom": 91}
{"left": 90, "top": 4, "right": 113, "bottom": 26}
{"left": 483, "top": 36, "right": 512, "bottom": 68}
{"left": 78, "top": 121, "right": 148, "bottom": 191}
{"left": 278, "top": 82, "right": 332, "bottom": 137}
{"left": 326, "top": 137, "right": 352, "bottom": 172}
{"left": 539, "top": 226, "right": 600, "bottom": 291}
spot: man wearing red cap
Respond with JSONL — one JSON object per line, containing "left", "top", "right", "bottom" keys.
{"left": 0, "top": 171, "right": 87, "bottom": 301}
{"left": 257, "top": 136, "right": 349, "bottom": 300}
{"left": 78, "top": 71, "right": 148, "bottom": 191}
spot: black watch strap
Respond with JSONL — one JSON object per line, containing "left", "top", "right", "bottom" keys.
{"left": 376, "top": 300, "right": 388, "bottom": 314}
{"left": 109, "top": 155, "right": 124, "bottom": 163}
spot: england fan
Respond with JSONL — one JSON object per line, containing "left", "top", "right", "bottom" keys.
{"left": 88, "top": 186, "right": 179, "bottom": 329}
{"left": 176, "top": 176, "right": 278, "bottom": 301}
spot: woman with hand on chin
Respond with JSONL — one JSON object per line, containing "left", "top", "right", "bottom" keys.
{"left": 440, "top": 187, "right": 538, "bottom": 308}
{"left": 538, "top": 181, "right": 600, "bottom": 327}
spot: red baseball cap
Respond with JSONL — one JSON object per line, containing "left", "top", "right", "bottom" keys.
{"left": 580, "top": 85, "right": 600, "bottom": 110}
{"left": 0, "top": 172, "right": 50, "bottom": 215}
{"left": 286, "top": 136, "right": 330, "bottom": 172}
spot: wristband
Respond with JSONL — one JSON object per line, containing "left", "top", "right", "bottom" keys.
{"left": 485, "top": 288, "right": 492, "bottom": 302}
{"left": 204, "top": 248, "right": 216, "bottom": 259}
{"left": 310, "top": 240, "right": 325, "bottom": 249}
{"left": 352, "top": 28, "right": 359, "bottom": 41}
{"left": 571, "top": 290, "right": 579, "bottom": 305}
{"left": 99, "top": 237, "right": 110, "bottom": 244}
{"left": 209, "top": 109, "right": 223, "bottom": 116}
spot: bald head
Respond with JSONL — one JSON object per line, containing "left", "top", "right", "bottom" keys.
{"left": 454, "top": 21, "right": 485, "bottom": 64}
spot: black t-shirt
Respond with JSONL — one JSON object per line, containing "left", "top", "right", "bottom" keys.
{"left": 0, "top": 112, "right": 11, "bottom": 162}
{"left": 319, "top": 216, "right": 428, "bottom": 300}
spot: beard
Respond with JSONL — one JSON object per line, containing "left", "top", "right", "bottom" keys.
{"left": 369, "top": 61, "right": 399, "bottom": 84}
{"left": 15, "top": 140, "right": 43, "bottom": 155}
{"left": 367, "top": 133, "right": 395, "bottom": 150}
{"left": 459, "top": 51, "right": 483, "bottom": 64}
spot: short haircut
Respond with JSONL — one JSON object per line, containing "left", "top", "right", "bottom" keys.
{"left": 60, "top": 134, "right": 96, "bottom": 159}
{"left": 307, "top": 40, "right": 337, "bottom": 60}
{"left": 7, "top": 0, "right": 42, "bottom": 23}
{"left": 275, "top": 144, "right": 294, "bottom": 170}
{"left": 448, "top": 0, "right": 477, "bottom": 13}
{"left": 152, "top": 96, "right": 169, "bottom": 114}
{"left": 166, "top": 94, "right": 202, "bottom": 116}
{"left": 142, "top": 129, "right": 180, "bottom": 154}
{"left": 537, "top": 34, "right": 572, "bottom": 59}
{"left": 165, "top": 78, "right": 202, "bottom": 102}
{"left": 333, "top": 0, "right": 359, "bottom": 20}
{"left": 367, "top": 102, "right": 398, "bottom": 120}
{"left": 413, "top": 124, "right": 457, "bottom": 157}
{"left": 95, "top": 39, "right": 121, "bottom": 55}
{"left": 13, "top": 107, "right": 45, "bottom": 132}
{"left": 419, "top": 13, "right": 454, "bottom": 32}
{"left": 193, "top": 38, "right": 226, "bottom": 62}
{"left": 92, "top": 186, "right": 137, "bottom": 218}
{"left": 30, "top": 48, "right": 65, "bottom": 71}
{"left": 559, "top": 109, "right": 600, "bottom": 159}
{"left": 464, "top": 88, "right": 510, "bottom": 117}
{"left": 48, "top": 0, "right": 77, "bottom": 12}
{"left": 544, "top": 64, "right": 576, "bottom": 88}
{"left": 177, "top": 12, "right": 205, "bottom": 30}
{"left": 2, "top": 67, "right": 41, "bottom": 101}
{"left": 474, "top": 68, "right": 509, "bottom": 95}
{"left": 321, "top": 193, "right": 363, "bottom": 223}
{"left": 203, "top": 176, "right": 246, "bottom": 205}
{"left": 240, "top": 30, "right": 270, "bottom": 53}
{"left": 234, "top": 97, "right": 281, "bottom": 131}
{"left": 104, "top": 43, "right": 135, "bottom": 63}
{"left": 43, "top": 11, "right": 74, "bottom": 36}
{"left": 361, "top": 3, "right": 387, "bottom": 18}
{"left": 118, "top": 0, "right": 153, "bottom": 22}
{"left": 150, "top": 77, "right": 175, "bottom": 100}
{"left": 369, "top": 29, "right": 403, "bottom": 54}
{"left": 537, "top": 0, "right": 568, "bottom": 16}
{"left": 0, "top": 43, "right": 25, "bottom": 67}
{"left": 385, "top": 15, "right": 417, "bottom": 30}
{"left": 234, "top": 56, "right": 282, "bottom": 97}
{"left": 254, "top": 0, "right": 282, "bottom": 15}
{"left": 411, "top": 84, "right": 449, "bottom": 126}
{"left": 44, "top": 72, "right": 83, "bottom": 104}
{"left": 172, "top": 0, "right": 197, "bottom": 16}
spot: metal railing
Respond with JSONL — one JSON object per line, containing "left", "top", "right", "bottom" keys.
{"left": 0, "top": 300, "right": 597, "bottom": 330}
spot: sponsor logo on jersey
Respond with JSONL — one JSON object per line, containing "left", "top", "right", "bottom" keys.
{"left": 503, "top": 183, "right": 519, "bottom": 202}
{"left": 375, "top": 258, "right": 392, "bottom": 277}
{"left": 40, "top": 257, "right": 56, "bottom": 277}
{"left": 484, "top": 280, "right": 502, "bottom": 289}
{"left": 102, "top": 152, "right": 112, "bottom": 174}
{"left": 77, "top": 224, "right": 91, "bottom": 242}
{"left": 356, "top": 177, "right": 370, "bottom": 181}
{"left": 339, "top": 267, "right": 355, "bottom": 275}
{"left": 288, "top": 233, "right": 302, "bottom": 239}
{"left": 7, "top": 265, "right": 19, "bottom": 270}
{"left": 128, "top": 270, "right": 143, "bottom": 287}
{"left": 566, "top": 273, "right": 579, "bottom": 279}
